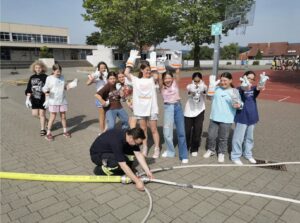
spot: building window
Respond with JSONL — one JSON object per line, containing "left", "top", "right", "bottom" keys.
{"left": 166, "top": 54, "right": 171, "bottom": 60}
{"left": 114, "top": 53, "right": 124, "bottom": 61}
{"left": 43, "top": 35, "right": 67, "bottom": 44}
{"left": 0, "top": 32, "right": 10, "bottom": 41}
{"left": 11, "top": 33, "right": 42, "bottom": 43}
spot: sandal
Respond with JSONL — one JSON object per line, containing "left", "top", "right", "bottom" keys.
{"left": 45, "top": 133, "right": 53, "bottom": 141}
{"left": 152, "top": 147, "right": 160, "bottom": 159}
{"left": 63, "top": 132, "right": 71, "bottom": 138}
{"left": 40, "top": 130, "right": 47, "bottom": 136}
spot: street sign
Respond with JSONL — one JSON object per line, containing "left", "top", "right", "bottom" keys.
{"left": 211, "top": 22, "right": 222, "bottom": 36}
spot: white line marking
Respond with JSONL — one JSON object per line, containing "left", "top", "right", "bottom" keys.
{"left": 278, "top": 96, "right": 290, "bottom": 102}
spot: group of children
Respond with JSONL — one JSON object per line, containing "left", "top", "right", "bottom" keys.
{"left": 25, "top": 52, "right": 268, "bottom": 165}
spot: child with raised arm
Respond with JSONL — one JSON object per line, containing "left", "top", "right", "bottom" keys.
{"left": 184, "top": 72, "right": 207, "bottom": 157}
{"left": 95, "top": 71, "right": 129, "bottom": 130}
{"left": 231, "top": 71, "right": 267, "bottom": 165}
{"left": 124, "top": 50, "right": 160, "bottom": 159}
{"left": 159, "top": 68, "right": 189, "bottom": 163}
{"left": 204, "top": 72, "right": 243, "bottom": 163}
{"left": 86, "top": 61, "right": 109, "bottom": 135}
{"left": 43, "top": 64, "right": 76, "bottom": 141}
{"left": 25, "top": 61, "right": 48, "bottom": 136}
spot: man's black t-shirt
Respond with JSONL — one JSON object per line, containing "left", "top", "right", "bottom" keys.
{"left": 90, "top": 129, "right": 140, "bottom": 162}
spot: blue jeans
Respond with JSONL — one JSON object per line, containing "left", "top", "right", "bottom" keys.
{"left": 231, "top": 123, "right": 255, "bottom": 160}
{"left": 163, "top": 102, "right": 188, "bottom": 160}
{"left": 106, "top": 108, "right": 129, "bottom": 130}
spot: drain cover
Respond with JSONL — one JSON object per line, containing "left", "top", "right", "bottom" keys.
{"left": 256, "top": 159, "right": 287, "bottom": 171}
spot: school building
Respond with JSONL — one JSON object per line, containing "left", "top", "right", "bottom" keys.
{"left": 0, "top": 22, "right": 96, "bottom": 68}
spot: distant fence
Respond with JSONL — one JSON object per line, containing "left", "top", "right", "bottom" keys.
{"left": 183, "top": 59, "right": 273, "bottom": 67}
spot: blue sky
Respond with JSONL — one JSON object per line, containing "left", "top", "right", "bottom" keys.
{"left": 1, "top": 0, "right": 299, "bottom": 50}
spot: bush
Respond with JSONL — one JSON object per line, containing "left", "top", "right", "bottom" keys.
{"left": 39, "top": 46, "right": 53, "bottom": 58}
{"left": 252, "top": 60, "right": 260, "bottom": 65}
{"left": 226, "top": 62, "right": 232, "bottom": 65}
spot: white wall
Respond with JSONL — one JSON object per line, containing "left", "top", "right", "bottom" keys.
{"left": 86, "top": 45, "right": 125, "bottom": 68}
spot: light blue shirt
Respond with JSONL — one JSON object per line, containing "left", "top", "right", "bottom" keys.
{"left": 210, "top": 87, "right": 236, "bottom": 123}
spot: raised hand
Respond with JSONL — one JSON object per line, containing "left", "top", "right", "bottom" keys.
{"left": 126, "top": 50, "right": 140, "bottom": 68}
{"left": 146, "top": 51, "right": 157, "bottom": 71}
{"left": 169, "top": 51, "right": 182, "bottom": 69}
{"left": 157, "top": 56, "right": 167, "bottom": 74}
{"left": 207, "top": 75, "right": 220, "bottom": 96}
{"left": 258, "top": 72, "right": 269, "bottom": 88}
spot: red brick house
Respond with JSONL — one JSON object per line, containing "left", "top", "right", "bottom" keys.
{"left": 240, "top": 42, "right": 300, "bottom": 59}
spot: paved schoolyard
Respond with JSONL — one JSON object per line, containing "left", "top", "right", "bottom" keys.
{"left": 1, "top": 67, "right": 300, "bottom": 223}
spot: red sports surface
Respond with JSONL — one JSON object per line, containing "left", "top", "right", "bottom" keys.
{"left": 178, "top": 70, "right": 300, "bottom": 104}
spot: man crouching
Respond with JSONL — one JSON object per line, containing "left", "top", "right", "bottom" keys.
{"left": 90, "top": 127, "right": 153, "bottom": 191}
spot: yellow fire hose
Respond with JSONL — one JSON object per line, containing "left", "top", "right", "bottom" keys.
{"left": 0, "top": 172, "right": 131, "bottom": 184}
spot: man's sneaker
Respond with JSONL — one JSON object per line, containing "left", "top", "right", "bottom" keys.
{"left": 233, "top": 159, "right": 243, "bottom": 165}
{"left": 181, "top": 159, "right": 189, "bottom": 164}
{"left": 45, "top": 133, "right": 53, "bottom": 141}
{"left": 63, "top": 132, "right": 71, "bottom": 138}
{"left": 247, "top": 157, "right": 256, "bottom": 164}
{"left": 203, "top": 150, "right": 215, "bottom": 158}
{"left": 152, "top": 147, "right": 160, "bottom": 159}
{"left": 218, "top": 154, "right": 225, "bottom": 163}
{"left": 191, "top": 152, "right": 198, "bottom": 157}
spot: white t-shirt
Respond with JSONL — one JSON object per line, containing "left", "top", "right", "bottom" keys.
{"left": 43, "top": 75, "right": 67, "bottom": 105}
{"left": 131, "top": 75, "right": 158, "bottom": 117}
{"left": 184, "top": 81, "right": 206, "bottom": 117}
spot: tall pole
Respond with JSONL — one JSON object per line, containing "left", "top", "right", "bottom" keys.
{"left": 212, "top": 34, "right": 220, "bottom": 77}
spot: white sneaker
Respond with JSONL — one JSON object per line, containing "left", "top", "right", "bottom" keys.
{"left": 218, "top": 154, "right": 225, "bottom": 163}
{"left": 233, "top": 160, "right": 243, "bottom": 165}
{"left": 203, "top": 150, "right": 215, "bottom": 158}
{"left": 247, "top": 158, "right": 256, "bottom": 164}
{"left": 161, "top": 151, "right": 175, "bottom": 158}
{"left": 181, "top": 159, "right": 189, "bottom": 164}
{"left": 191, "top": 152, "right": 198, "bottom": 157}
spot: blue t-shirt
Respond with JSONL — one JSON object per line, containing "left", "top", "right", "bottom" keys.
{"left": 234, "top": 86, "right": 260, "bottom": 125}
{"left": 210, "top": 87, "right": 237, "bottom": 124}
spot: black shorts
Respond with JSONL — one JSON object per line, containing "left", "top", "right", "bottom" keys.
{"left": 31, "top": 98, "right": 45, "bottom": 110}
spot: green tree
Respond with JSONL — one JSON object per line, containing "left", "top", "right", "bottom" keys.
{"left": 86, "top": 32, "right": 101, "bottom": 45}
{"left": 39, "top": 46, "right": 53, "bottom": 58}
{"left": 255, "top": 50, "right": 263, "bottom": 60}
{"left": 174, "top": 0, "right": 255, "bottom": 68}
{"left": 82, "top": 0, "right": 176, "bottom": 52}
{"left": 221, "top": 43, "right": 239, "bottom": 59}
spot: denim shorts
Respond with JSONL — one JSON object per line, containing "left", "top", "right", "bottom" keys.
{"left": 95, "top": 99, "right": 103, "bottom": 108}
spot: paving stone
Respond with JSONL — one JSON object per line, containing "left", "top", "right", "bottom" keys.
{"left": 224, "top": 215, "right": 248, "bottom": 223}
{"left": 39, "top": 201, "right": 71, "bottom": 218}
{"left": 92, "top": 203, "right": 113, "bottom": 217}
{"left": 64, "top": 216, "right": 88, "bottom": 223}
{"left": 112, "top": 203, "right": 140, "bottom": 220}
{"left": 79, "top": 199, "right": 99, "bottom": 211}
{"left": 94, "top": 191, "right": 120, "bottom": 204}
{"left": 81, "top": 210, "right": 99, "bottom": 222}
{"left": 19, "top": 212, "right": 42, "bottom": 223}
{"left": 98, "top": 213, "right": 120, "bottom": 223}
{"left": 1, "top": 203, "right": 12, "bottom": 214}
{"left": 191, "top": 201, "right": 215, "bottom": 218}
{"left": 38, "top": 211, "right": 73, "bottom": 223}
{"left": 9, "top": 198, "right": 30, "bottom": 209}
{"left": 178, "top": 211, "right": 201, "bottom": 223}
{"left": 27, "top": 189, "right": 56, "bottom": 202}
{"left": 68, "top": 206, "right": 85, "bottom": 216}
{"left": 280, "top": 208, "right": 300, "bottom": 223}
{"left": 27, "top": 197, "right": 58, "bottom": 212}
{"left": 252, "top": 209, "right": 279, "bottom": 223}
{"left": 233, "top": 205, "right": 259, "bottom": 222}
{"left": 264, "top": 200, "right": 289, "bottom": 216}
{"left": 166, "top": 189, "right": 189, "bottom": 202}
{"left": 107, "top": 194, "right": 134, "bottom": 209}
{"left": 163, "top": 205, "right": 183, "bottom": 219}
{"left": 8, "top": 207, "right": 30, "bottom": 221}
{"left": 1, "top": 214, "right": 11, "bottom": 223}
{"left": 201, "top": 210, "right": 229, "bottom": 223}
{"left": 174, "top": 196, "right": 199, "bottom": 211}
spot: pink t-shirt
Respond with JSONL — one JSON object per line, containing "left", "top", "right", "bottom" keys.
{"left": 161, "top": 81, "right": 181, "bottom": 103}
